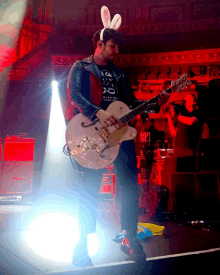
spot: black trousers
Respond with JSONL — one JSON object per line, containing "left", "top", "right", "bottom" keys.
{"left": 74, "top": 140, "right": 139, "bottom": 237}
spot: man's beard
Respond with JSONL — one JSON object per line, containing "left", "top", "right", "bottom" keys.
{"left": 106, "top": 55, "right": 114, "bottom": 63}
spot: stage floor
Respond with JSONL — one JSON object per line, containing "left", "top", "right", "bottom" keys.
{"left": 0, "top": 195, "right": 220, "bottom": 275}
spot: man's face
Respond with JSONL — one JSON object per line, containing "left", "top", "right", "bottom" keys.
{"left": 184, "top": 94, "right": 196, "bottom": 112}
{"left": 101, "top": 39, "right": 119, "bottom": 62}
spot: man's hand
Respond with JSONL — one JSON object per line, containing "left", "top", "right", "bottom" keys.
{"left": 157, "top": 91, "right": 170, "bottom": 106}
{"left": 96, "top": 109, "right": 120, "bottom": 127}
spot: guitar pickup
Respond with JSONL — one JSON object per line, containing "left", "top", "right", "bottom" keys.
{"left": 100, "top": 126, "right": 110, "bottom": 137}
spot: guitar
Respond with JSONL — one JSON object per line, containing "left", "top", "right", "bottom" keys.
{"left": 65, "top": 74, "right": 191, "bottom": 170}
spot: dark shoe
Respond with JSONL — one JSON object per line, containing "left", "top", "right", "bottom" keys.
{"left": 72, "top": 242, "right": 93, "bottom": 268}
{"left": 121, "top": 237, "right": 146, "bottom": 262}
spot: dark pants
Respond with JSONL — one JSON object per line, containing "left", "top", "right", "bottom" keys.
{"left": 74, "top": 140, "right": 139, "bottom": 237}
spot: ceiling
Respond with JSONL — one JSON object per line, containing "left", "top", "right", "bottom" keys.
{"left": 50, "top": 0, "right": 220, "bottom": 54}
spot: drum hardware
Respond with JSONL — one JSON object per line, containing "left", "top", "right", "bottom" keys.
{"left": 153, "top": 148, "right": 174, "bottom": 161}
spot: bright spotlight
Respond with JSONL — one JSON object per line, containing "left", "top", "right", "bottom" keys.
{"left": 48, "top": 80, "right": 65, "bottom": 151}
{"left": 25, "top": 212, "right": 100, "bottom": 262}
{"left": 40, "top": 79, "right": 71, "bottom": 191}
{"left": 51, "top": 80, "right": 58, "bottom": 89}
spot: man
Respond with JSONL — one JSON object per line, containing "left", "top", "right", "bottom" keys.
{"left": 67, "top": 28, "right": 169, "bottom": 267}
{"left": 167, "top": 94, "right": 203, "bottom": 165}
{"left": 166, "top": 94, "right": 204, "bottom": 218}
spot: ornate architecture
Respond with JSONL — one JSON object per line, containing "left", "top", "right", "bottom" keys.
{"left": 52, "top": 0, "right": 220, "bottom": 36}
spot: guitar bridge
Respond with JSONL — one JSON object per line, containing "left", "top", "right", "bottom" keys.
{"left": 100, "top": 126, "right": 110, "bottom": 137}
{"left": 71, "top": 137, "right": 92, "bottom": 156}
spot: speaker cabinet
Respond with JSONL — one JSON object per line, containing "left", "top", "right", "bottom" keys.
{"left": 197, "top": 137, "right": 220, "bottom": 171}
{"left": 100, "top": 173, "right": 116, "bottom": 199}
{"left": 1, "top": 163, "right": 33, "bottom": 194}
{"left": 4, "top": 137, "right": 35, "bottom": 162}
{"left": 161, "top": 156, "right": 177, "bottom": 212}
{"left": 171, "top": 173, "right": 197, "bottom": 217}
{"left": 171, "top": 172, "right": 220, "bottom": 219}
{"left": 196, "top": 173, "right": 220, "bottom": 218}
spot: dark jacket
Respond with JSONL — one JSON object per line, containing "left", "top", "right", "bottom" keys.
{"left": 67, "top": 55, "right": 144, "bottom": 120}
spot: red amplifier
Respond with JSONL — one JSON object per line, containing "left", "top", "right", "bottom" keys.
{"left": 4, "top": 136, "right": 35, "bottom": 162}
{"left": 100, "top": 173, "right": 116, "bottom": 199}
{"left": 1, "top": 163, "right": 33, "bottom": 194}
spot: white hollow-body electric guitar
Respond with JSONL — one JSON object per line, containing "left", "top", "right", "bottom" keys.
{"left": 66, "top": 74, "right": 191, "bottom": 170}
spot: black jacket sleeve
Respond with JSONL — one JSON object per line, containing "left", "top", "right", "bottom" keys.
{"left": 67, "top": 61, "right": 100, "bottom": 120}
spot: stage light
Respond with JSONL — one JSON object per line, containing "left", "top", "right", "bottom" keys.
{"left": 28, "top": 80, "right": 101, "bottom": 263}
{"left": 51, "top": 80, "right": 58, "bottom": 89}
{"left": 40, "top": 79, "right": 68, "bottom": 188}
{"left": 25, "top": 211, "right": 100, "bottom": 262}
{"left": 25, "top": 212, "right": 78, "bottom": 262}
{"left": 47, "top": 80, "right": 66, "bottom": 152}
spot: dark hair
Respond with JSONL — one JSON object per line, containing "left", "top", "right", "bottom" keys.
{"left": 190, "top": 93, "right": 198, "bottom": 105}
{"left": 92, "top": 28, "right": 124, "bottom": 49}
{"left": 183, "top": 93, "right": 198, "bottom": 106}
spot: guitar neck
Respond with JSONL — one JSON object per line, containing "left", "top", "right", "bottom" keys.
{"left": 119, "top": 87, "right": 173, "bottom": 125}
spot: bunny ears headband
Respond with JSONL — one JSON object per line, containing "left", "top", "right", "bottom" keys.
{"left": 100, "top": 6, "right": 122, "bottom": 41}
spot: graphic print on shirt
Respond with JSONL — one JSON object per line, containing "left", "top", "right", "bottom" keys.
{"left": 99, "top": 66, "right": 118, "bottom": 109}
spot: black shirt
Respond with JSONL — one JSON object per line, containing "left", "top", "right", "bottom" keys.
{"left": 174, "top": 109, "right": 203, "bottom": 152}
{"left": 97, "top": 64, "right": 118, "bottom": 110}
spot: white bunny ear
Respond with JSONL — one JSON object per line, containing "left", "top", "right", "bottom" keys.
{"left": 101, "top": 6, "right": 111, "bottom": 28}
{"left": 110, "top": 14, "right": 122, "bottom": 30}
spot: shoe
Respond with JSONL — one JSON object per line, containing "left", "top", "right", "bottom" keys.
{"left": 121, "top": 237, "right": 146, "bottom": 262}
{"left": 72, "top": 242, "right": 93, "bottom": 268}
{"left": 112, "top": 230, "right": 126, "bottom": 243}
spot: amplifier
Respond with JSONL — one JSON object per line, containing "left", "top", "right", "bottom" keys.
{"left": 4, "top": 136, "right": 35, "bottom": 162}
{"left": 1, "top": 163, "right": 33, "bottom": 194}
{"left": 99, "top": 173, "right": 116, "bottom": 199}
{"left": 197, "top": 137, "right": 220, "bottom": 171}
{"left": 171, "top": 172, "right": 220, "bottom": 219}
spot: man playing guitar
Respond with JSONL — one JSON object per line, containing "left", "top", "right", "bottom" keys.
{"left": 67, "top": 26, "right": 170, "bottom": 267}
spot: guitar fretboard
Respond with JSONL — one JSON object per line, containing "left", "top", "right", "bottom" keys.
{"left": 119, "top": 87, "right": 172, "bottom": 125}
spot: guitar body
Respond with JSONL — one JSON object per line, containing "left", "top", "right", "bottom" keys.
{"left": 66, "top": 101, "right": 137, "bottom": 170}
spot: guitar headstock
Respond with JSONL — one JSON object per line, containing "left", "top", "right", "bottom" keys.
{"left": 171, "top": 74, "right": 192, "bottom": 92}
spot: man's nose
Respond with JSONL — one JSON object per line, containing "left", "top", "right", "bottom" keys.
{"left": 115, "top": 46, "right": 119, "bottom": 53}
